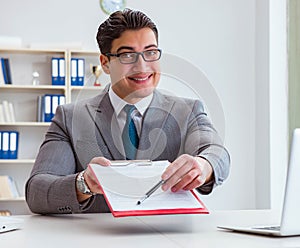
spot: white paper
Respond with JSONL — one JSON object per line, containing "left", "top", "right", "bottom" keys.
{"left": 89, "top": 161, "right": 204, "bottom": 212}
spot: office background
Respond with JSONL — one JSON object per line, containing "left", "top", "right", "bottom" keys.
{"left": 0, "top": 0, "right": 290, "bottom": 211}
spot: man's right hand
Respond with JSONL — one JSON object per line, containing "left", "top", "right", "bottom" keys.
{"left": 76, "top": 156, "right": 111, "bottom": 203}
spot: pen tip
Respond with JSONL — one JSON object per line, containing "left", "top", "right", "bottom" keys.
{"left": 137, "top": 201, "right": 141, "bottom": 205}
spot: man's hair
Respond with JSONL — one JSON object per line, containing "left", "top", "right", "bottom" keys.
{"left": 96, "top": 8, "right": 158, "bottom": 55}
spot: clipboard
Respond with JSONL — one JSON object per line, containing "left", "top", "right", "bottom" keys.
{"left": 89, "top": 161, "right": 209, "bottom": 218}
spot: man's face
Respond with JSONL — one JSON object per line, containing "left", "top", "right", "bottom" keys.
{"left": 100, "top": 28, "right": 161, "bottom": 103}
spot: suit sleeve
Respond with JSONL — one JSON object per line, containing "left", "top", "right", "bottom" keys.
{"left": 184, "top": 100, "right": 230, "bottom": 194}
{"left": 25, "top": 105, "right": 96, "bottom": 214}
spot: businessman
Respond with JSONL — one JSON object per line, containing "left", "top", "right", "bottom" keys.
{"left": 26, "top": 9, "right": 230, "bottom": 214}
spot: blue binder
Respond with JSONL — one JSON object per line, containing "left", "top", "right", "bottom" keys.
{"left": 1, "top": 58, "right": 8, "bottom": 84}
{"left": 58, "top": 58, "right": 65, "bottom": 85}
{"left": 71, "top": 58, "right": 77, "bottom": 86}
{"left": 44, "top": 94, "right": 52, "bottom": 122}
{"left": 3, "top": 58, "right": 12, "bottom": 84}
{"left": 8, "top": 131, "right": 18, "bottom": 159}
{"left": 51, "top": 58, "right": 59, "bottom": 85}
{"left": 77, "top": 58, "right": 85, "bottom": 86}
{"left": 1, "top": 131, "right": 10, "bottom": 159}
{"left": 0, "top": 131, "right": 2, "bottom": 159}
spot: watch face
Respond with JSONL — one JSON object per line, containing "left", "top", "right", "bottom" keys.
{"left": 100, "top": 0, "right": 126, "bottom": 15}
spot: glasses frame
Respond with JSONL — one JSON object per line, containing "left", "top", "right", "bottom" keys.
{"left": 106, "top": 48, "right": 162, "bottom": 64}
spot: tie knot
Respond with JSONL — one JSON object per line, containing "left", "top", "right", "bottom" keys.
{"left": 124, "top": 104, "right": 136, "bottom": 116}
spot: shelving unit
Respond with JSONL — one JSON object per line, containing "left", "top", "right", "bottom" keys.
{"left": 0, "top": 47, "right": 107, "bottom": 214}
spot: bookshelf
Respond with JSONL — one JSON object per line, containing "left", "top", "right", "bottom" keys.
{"left": 0, "top": 47, "right": 107, "bottom": 214}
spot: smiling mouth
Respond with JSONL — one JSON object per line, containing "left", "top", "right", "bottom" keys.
{"left": 128, "top": 74, "right": 152, "bottom": 82}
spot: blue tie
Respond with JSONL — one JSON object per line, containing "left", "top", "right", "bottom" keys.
{"left": 122, "top": 104, "right": 139, "bottom": 160}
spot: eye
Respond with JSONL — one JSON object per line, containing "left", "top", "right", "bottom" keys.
{"left": 120, "top": 52, "right": 135, "bottom": 59}
{"left": 145, "top": 50, "right": 158, "bottom": 56}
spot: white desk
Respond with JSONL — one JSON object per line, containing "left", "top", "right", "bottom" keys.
{"left": 1, "top": 210, "right": 300, "bottom": 248}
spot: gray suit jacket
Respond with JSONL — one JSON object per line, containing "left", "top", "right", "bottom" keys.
{"left": 26, "top": 86, "right": 230, "bottom": 214}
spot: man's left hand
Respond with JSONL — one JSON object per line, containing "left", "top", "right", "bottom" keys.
{"left": 161, "top": 154, "right": 213, "bottom": 192}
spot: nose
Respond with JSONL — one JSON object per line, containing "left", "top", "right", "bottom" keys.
{"left": 132, "top": 54, "right": 148, "bottom": 71}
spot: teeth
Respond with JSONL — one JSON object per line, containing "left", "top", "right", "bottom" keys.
{"left": 131, "top": 76, "right": 148, "bottom": 81}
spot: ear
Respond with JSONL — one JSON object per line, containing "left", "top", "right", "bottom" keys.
{"left": 100, "top": 54, "right": 110, "bottom": 74}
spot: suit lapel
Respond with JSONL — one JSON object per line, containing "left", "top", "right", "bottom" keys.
{"left": 136, "top": 91, "right": 175, "bottom": 160}
{"left": 86, "top": 89, "right": 125, "bottom": 160}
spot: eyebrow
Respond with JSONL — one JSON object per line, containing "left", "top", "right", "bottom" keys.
{"left": 116, "top": 44, "right": 158, "bottom": 53}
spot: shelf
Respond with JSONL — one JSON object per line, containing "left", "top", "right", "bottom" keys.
{"left": 0, "top": 85, "right": 66, "bottom": 90}
{"left": 0, "top": 159, "right": 35, "bottom": 164}
{"left": 0, "top": 47, "right": 66, "bottom": 54}
{"left": 0, "top": 197, "right": 25, "bottom": 202}
{"left": 0, "top": 122, "right": 50, "bottom": 127}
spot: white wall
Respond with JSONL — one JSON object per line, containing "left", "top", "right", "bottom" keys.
{"left": 0, "top": 0, "right": 287, "bottom": 210}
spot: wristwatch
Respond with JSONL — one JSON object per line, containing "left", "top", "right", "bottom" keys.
{"left": 76, "top": 170, "right": 95, "bottom": 195}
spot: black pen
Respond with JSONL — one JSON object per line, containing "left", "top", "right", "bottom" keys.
{"left": 136, "top": 179, "right": 167, "bottom": 205}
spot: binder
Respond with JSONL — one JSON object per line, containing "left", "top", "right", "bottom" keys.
{"left": 89, "top": 161, "right": 209, "bottom": 218}
{"left": 2, "top": 131, "right": 9, "bottom": 159}
{"left": 71, "top": 58, "right": 85, "bottom": 86}
{"left": 37, "top": 95, "right": 44, "bottom": 122}
{"left": 44, "top": 94, "right": 52, "bottom": 122}
{"left": 9, "top": 131, "right": 18, "bottom": 159}
{"left": 37, "top": 94, "right": 65, "bottom": 122}
{"left": 51, "top": 95, "right": 59, "bottom": 118}
{"left": 3, "top": 58, "right": 12, "bottom": 84}
{"left": 77, "top": 58, "right": 85, "bottom": 86}
{"left": 59, "top": 95, "right": 65, "bottom": 105}
{"left": 0, "top": 132, "right": 2, "bottom": 159}
{"left": 51, "top": 58, "right": 59, "bottom": 85}
{"left": 1, "top": 58, "right": 8, "bottom": 84}
{"left": 58, "top": 58, "right": 65, "bottom": 85}
{"left": 71, "top": 58, "right": 77, "bottom": 86}
{"left": 0, "top": 58, "right": 5, "bottom": 85}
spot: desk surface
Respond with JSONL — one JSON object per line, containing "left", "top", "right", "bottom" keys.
{"left": 1, "top": 210, "right": 300, "bottom": 248}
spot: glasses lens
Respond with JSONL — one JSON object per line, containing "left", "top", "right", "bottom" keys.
{"left": 143, "top": 50, "right": 161, "bottom": 61}
{"left": 119, "top": 53, "right": 137, "bottom": 64}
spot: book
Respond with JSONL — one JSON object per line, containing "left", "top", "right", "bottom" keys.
{"left": 2, "top": 100, "right": 11, "bottom": 122}
{"left": 1, "top": 101, "right": 15, "bottom": 122}
{"left": 0, "top": 175, "right": 20, "bottom": 199}
{"left": 0, "top": 104, "right": 4, "bottom": 122}
{"left": 8, "top": 102, "right": 16, "bottom": 122}
{"left": 89, "top": 160, "right": 209, "bottom": 218}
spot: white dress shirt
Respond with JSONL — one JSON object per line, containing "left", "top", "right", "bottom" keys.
{"left": 108, "top": 86, "right": 153, "bottom": 137}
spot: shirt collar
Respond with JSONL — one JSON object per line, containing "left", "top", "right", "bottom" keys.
{"left": 108, "top": 85, "right": 153, "bottom": 116}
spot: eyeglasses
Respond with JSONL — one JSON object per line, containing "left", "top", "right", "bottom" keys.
{"left": 106, "top": 49, "right": 162, "bottom": 64}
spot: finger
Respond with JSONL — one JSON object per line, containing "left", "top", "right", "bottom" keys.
{"left": 182, "top": 176, "right": 204, "bottom": 191}
{"left": 162, "top": 154, "right": 191, "bottom": 180}
{"left": 163, "top": 160, "right": 194, "bottom": 191}
{"left": 84, "top": 168, "right": 103, "bottom": 194}
{"left": 171, "top": 169, "right": 201, "bottom": 192}
{"left": 89, "top": 157, "right": 111, "bottom": 166}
